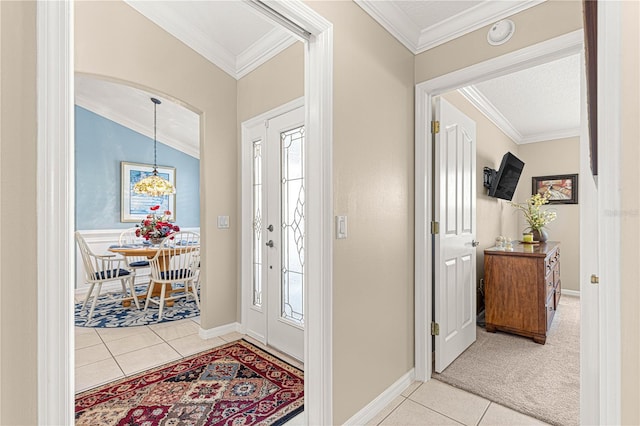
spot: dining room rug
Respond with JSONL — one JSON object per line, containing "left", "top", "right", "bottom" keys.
{"left": 75, "top": 286, "right": 199, "bottom": 328}
{"left": 75, "top": 339, "right": 304, "bottom": 426}
{"left": 433, "top": 295, "right": 579, "bottom": 426}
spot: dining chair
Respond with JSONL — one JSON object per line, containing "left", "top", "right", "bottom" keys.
{"left": 118, "top": 227, "right": 151, "bottom": 286}
{"left": 75, "top": 231, "right": 139, "bottom": 320}
{"left": 144, "top": 231, "right": 201, "bottom": 320}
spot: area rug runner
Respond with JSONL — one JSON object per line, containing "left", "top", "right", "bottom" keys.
{"left": 75, "top": 339, "right": 304, "bottom": 426}
{"left": 75, "top": 286, "right": 199, "bottom": 328}
{"left": 434, "top": 295, "right": 579, "bottom": 426}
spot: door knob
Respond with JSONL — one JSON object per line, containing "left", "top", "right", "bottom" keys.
{"left": 266, "top": 240, "right": 274, "bottom": 248}
{"left": 472, "top": 240, "right": 480, "bottom": 247}
{"left": 267, "top": 224, "right": 274, "bottom": 232}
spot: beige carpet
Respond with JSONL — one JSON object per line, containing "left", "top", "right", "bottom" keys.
{"left": 434, "top": 295, "right": 579, "bottom": 426}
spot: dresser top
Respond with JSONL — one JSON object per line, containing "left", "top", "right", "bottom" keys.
{"left": 485, "top": 241, "right": 560, "bottom": 257}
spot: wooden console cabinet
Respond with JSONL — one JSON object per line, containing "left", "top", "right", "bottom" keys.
{"left": 484, "top": 241, "right": 561, "bottom": 344}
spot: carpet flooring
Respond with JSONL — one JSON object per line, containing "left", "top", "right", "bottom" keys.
{"left": 434, "top": 295, "right": 579, "bottom": 426}
{"left": 75, "top": 339, "right": 304, "bottom": 426}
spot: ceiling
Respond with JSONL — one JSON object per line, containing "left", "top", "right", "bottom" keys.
{"left": 76, "top": 0, "right": 580, "bottom": 150}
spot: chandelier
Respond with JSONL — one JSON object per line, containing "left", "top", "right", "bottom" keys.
{"left": 133, "top": 97, "right": 176, "bottom": 196}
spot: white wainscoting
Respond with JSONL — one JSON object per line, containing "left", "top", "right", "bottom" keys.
{"left": 74, "top": 228, "right": 200, "bottom": 295}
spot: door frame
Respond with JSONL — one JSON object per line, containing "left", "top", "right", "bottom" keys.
{"left": 415, "top": 25, "right": 620, "bottom": 424}
{"left": 240, "top": 97, "right": 305, "bottom": 347}
{"left": 36, "top": 2, "right": 334, "bottom": 425}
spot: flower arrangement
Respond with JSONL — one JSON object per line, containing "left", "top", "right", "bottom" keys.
{"left": 136, "top": 205, "right": 180, "bottom": 242}
{"left": 509, "top": 193, "right": 557, "bottom": 232}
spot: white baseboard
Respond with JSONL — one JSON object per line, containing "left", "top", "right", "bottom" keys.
{"left": 563, "top": 289, "right": 580, "bottom": 297}
{"left": 199, "top": 322, "right": 242, "bottom": 340}
{"left": 343, "top": 369, "right": 416, "bottom": 426}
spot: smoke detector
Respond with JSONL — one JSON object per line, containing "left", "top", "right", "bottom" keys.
{"left": 487, "top": 19, "right": 515, "bottom": 46}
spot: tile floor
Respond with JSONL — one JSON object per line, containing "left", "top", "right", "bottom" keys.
{"left": 76, "top": 317, "right": 545, "bottom": 425}
{"left": 369, "top": 379, "right": 548, "bottom": 425}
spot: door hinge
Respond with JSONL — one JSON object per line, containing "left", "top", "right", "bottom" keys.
{"left": 431, "top": 322, "right": 440, "bottom": 336}
{"left": 430, "top": 221, "right": 440, "bottom": 235}
{"left": 590, "top": 274, "right": 599, "bottom": 284}
{"left": 431, "top": 120, "right": 440, "bottom": 134}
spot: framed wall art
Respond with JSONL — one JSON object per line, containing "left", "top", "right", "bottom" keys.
{"left": 532, "top": 174, "right": 578, "bottom": 205}
{"left": 121, "top": 161, "right": 176, "bottom": 222}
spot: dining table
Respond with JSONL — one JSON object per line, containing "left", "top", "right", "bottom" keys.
{"left": 109, "top": 244, "right": 198, "bottom": 308}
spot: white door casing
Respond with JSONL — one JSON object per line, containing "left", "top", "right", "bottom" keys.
{"left": 433, "top": 97, "right": 477, "bottom": 373}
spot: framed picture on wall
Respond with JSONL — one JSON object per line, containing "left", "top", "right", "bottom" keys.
{"left": 532, "top": 174, "right": 578, "bottom": 205}
{"left": 121, "top": 161, "right": 176, "bottom": 222}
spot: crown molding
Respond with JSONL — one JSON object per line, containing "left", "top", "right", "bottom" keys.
{"left": 353, "top": 0, "right": 420, "bottom": 52}
{"left": 126, "top": 1, "right": 295, "bottom": 80}
{"left": 415, "top": 0, "right": 544, "bottom": 53}
{"left": 236, "top": 28, "right": 298, "bottom": 79}
{"left": 458, "top": 86, "right": 580, "bottom": 145}
{"left": 125, "top": 1, "right": 237, "bottom": 78}
{"left": 458, "top": 86, "right": 523, "bottom": 142}
{"left": 356, "top": 0, "right": 543, "bottom": 54}
{"left": 75, "top": 92, "right": 200, "bottom": 159}
{"left": 518, "top": 128, "right": 581, "bottom": 144}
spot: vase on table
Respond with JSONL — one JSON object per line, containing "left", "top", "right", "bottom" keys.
{"left": 532, "top": 228, "right": 548, "bottom": 242}
{"left": 150, "top": 237, "right": 164, "bottom": 245}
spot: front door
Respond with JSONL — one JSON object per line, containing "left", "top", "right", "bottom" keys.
{"left": 434, "top": 97, "right": 477, "bottom": 372}
{"left": 244, "top": 105, "right": 305, "bottom": 361}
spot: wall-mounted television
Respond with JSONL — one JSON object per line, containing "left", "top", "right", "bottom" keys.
{"left": 483, "top": 152, "right": 525, "bottom": 201}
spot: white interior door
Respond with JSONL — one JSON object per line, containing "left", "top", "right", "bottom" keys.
{"left": 244, "top": 105, "right": 305, "bottom": 361}
{"left": 434, "top": 97, "right": 477, "bottom": 373}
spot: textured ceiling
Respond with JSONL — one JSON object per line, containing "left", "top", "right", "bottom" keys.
{"left": 467, "top": 54, "right": 581, "bottom": 143}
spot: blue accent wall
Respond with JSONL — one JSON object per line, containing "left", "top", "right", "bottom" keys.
{"left": 75, "top": 106, "right": 200, "bottom": 230}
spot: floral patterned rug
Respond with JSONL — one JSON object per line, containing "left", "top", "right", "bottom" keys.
{"left": 75, "top": 339, "right": 304, "bottom": 426}
{"left": 75, "top": 286, "right": 199, "bottom": 327}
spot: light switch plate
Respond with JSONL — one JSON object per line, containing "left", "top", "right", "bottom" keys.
{"left": 336, "top": 215, "right": 347, "bottom": 239}
{"left": 217, "top": 215, "right": 230, "bottom": 229}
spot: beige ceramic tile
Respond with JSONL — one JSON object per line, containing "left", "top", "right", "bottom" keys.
{"left": 401, "top": 381, "right": 422, "bottom": 398}
{"left": 168, "top": 334, "right": 226, "bottom": 357}
{"left": 479, "top": 403, "right": 549, "bottom": 426}
{"left": 76, "top": 343, "right": 112, "bottom": 368}
{"left": 103, "top": 328, "right": 164, "bottom": 356}
{"left": 366, "top": 395, "right": 405, "bottom": 425}
{"left": 380, "top": 399, "right": 462, "bottom": 425}
{"left": 75, "top": 329, "right": 102, "bottom": 349}
{"left": 75, "top": 325, "right": 95, "bottom": 336}
{"left": 148, "top": 318, "right": 200, "bottom": 341}
{"left": 409, "top": 380, "right": 490, "bottom": 426}
{"left": 96, "top": 325, "right": 152, "bottom": 343}
{"left": 115, "top": 343, "right": 181, "bottom": 376}
{"left": 220, "top": 331, "right": 245, "bottom": 343}
{"left": 75, "top": 357, "right": 124, "bottom": 394}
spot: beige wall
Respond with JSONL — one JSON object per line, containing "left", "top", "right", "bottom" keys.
{"left": 236, "top": 43, "right": 304, "bottom": 318}
{"left": 442, "top": 91, "right": 520, "bottom": 310}
{"left": 0, "top": 2, "right": 38, "bottom": 424}
{"left": 75, "top": 1, "right": 238, "bottom": 330}
{"left": 306, "top": 2, "right": 415, "bottom": 423}
{"left": 415, "top": 0, "right": 583, "bottom": 83}
{"left": 620, "top": 0, "right": 640, "bottom": 423}
{"left": 516, "top": 138, "right": 580, "bottom": 292}
{"left": 237, "top": 42, "right": 304, "bottom": 124}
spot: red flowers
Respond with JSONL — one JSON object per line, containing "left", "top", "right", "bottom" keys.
{"left": 136, "top": 205, "right": 179, "bottom": 241}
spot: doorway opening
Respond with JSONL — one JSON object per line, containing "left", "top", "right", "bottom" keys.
{"left": 415, "top": 29, "right": 590, "bottom": 424}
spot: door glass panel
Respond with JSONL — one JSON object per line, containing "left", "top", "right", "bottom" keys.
{"left": 281, "top": 126, "right": 305, "bottom": 325}
{"left": 252, "top": 140, "right": 263, "bottom": 307}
